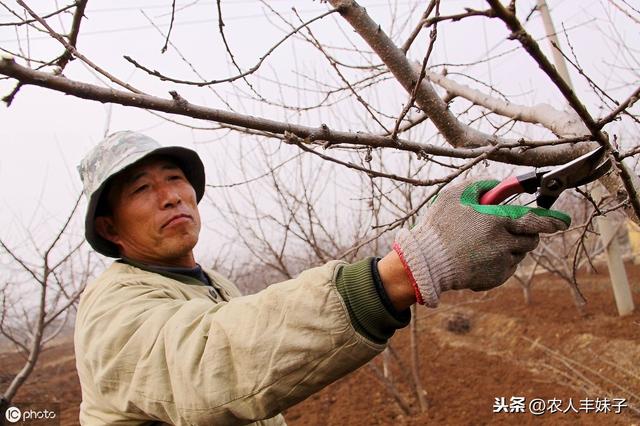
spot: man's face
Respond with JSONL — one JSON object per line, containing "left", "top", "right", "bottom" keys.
{"left": 96, "top": 156, "right": 201, "bottom": 267}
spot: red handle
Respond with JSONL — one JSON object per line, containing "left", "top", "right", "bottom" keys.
{"left": 479, "top": 176, "right": 526, "bottom": 205}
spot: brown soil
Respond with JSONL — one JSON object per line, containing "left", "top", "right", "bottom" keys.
{"left": 1, "top": 263, "right": 639, "bottom": 425}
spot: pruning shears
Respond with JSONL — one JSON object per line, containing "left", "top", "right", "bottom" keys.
{"left": 480, "top": 147, "right": 612, "bottom": 208}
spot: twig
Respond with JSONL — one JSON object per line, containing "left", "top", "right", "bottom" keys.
{"left": 367, "top": 363, "right": 415, "bottom": 415}
{"left": 0, "top": 3, "right": 76, "bottom": 27}
{"left": 124, "top": 9, "right": 338, "bottom": 87}
{"left": 391, "top": 1, "right": 440, "bottom": 140}
{"left": 56, "top": 0, "right": 89, "bottom": 70}
{"left": 160, "top": 0, "right": 177, "bottom": 53}
{"left": 297, "top": 19, "right": 391, "bottom": 131}
{"left": 422, "top": 8, "right": 494, "bottom": 27}
{"left": 2, "top": 82, "right": 22, "bottom": 106}
{"left": 400, "top": 0, "right": 437, "bottom": 53}
{"left": 14, "top": 0, "right": 141, "bottom": 94}
{"left": 597, "top": 85, "right": 640, "bottom": 128}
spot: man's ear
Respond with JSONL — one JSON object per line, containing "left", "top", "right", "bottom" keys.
{"left": 95, "top": 216, "right": 120, "bottom": 245}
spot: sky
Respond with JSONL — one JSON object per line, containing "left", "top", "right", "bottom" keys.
{"left": 0, "top": 0, "right": 637, "bottom": 264}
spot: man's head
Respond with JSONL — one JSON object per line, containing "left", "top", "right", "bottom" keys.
{"left": 79, "top": 131, "right": 205, "bottom": 265}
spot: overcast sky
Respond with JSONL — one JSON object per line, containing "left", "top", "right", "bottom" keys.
{"left": 0, "top": 0, "right": 637, "bottom": 262}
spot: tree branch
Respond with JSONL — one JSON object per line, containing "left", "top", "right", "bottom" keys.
{"left": 0, "top": 3, "right": 76, "bottom": 27}
{"left": 15, "top": 0, "right": 140, "bottom": 93}
{"left": 597, "top": 85, "right": 640, "bottom": 128}
{"left": 392, "top": 1, "right": 440, "bottom": 139}
{"left": 124, "top": 9, "right": 338, "bottom": 87}
{"left": 56, "top": 0, "right": 89, "bottom": 70}
{"left": 0, "top": 56, "right": 587, "bottom": 167}
{"left": 161, "top": 0, "right": 177, "bottom": 53}
{"left": 418, "top": 65, "right": 588, "bottom": 137}
{"left": 327, "top": 0, "right": 504, "bottom": 149}
{"left": 325, "top": 0, "right": 595, "bottom": 167}
{"left": 486, "top": 0, "right": 640, "bottom": 220}
{"left": 401, "top": 0, "right": 437, "bottom": 53}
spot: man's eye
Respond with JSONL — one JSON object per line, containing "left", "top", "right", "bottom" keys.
{"left": 169, "top": 175, "right": 183, "bottom": 181}
{"left": 133, "top": 184, "right": 149, "bottom": 194}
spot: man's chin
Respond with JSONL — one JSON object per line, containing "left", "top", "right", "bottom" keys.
{"left": 162, "top": 236, "right": 198, "bottom": 258}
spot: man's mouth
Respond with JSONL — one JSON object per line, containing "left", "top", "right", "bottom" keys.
{"left": 162, "top": 214, "right": 192, "bottom": 228}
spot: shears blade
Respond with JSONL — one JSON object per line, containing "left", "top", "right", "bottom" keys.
{"left": 480, "top": 146, "right": 613, "bottom": 209}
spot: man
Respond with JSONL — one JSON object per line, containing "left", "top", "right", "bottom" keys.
{"left": 75, "top": 131, "right": 569, "bottom": 425}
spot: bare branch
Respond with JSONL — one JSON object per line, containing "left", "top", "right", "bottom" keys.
{"left": 285, "top": 133, "right": 436, "bottom": 186}
{"left": 161, "top": 0, "right": 177, "bottom": 53}
{"left": 0, "top": 3, "right": 76, "bottom": 28}
{"left": 392, "top": 1, "right": 441, "bottom": 140}
{"left": 422, "top": 8, "right": 494, "bottom": 28}
{"left": 597, "top": 85, "right": 640, "bottom": 128}
{"left": 124, "top": 9, "right": 338, "bottom": 87}
{"left": 0, "top": 56, "right": 593, "bottom": 167}
{"left": 56, "top": 0, "right": 89, "bottom": 70}
{"left": 400, "top": 0, "right": 437, "bottom": 53}
{"left": 45, "top": 193, "right": 82, "bottom": 258}
{"left": 14, "top": 0, "right": 141, "bottom": 94}
{"left": 487, "top": 0, "right": 640, "bottom": 220}
{"left": 327, "top": 0, "right": 506, "bottom": 149}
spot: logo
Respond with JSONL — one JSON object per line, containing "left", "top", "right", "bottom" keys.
{"left": 5, "top": 406, "right": 21, "bottom": 423}
{"left": 3, "top": 404, "right": 59, "bottom": 424}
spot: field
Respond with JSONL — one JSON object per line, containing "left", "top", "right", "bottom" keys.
{"left": 1, "top": 262, "right": 639, "bottom": 425}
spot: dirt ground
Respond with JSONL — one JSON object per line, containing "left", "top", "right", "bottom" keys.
{"left": 1, "top": 262, "right": 639, "bottom": 425}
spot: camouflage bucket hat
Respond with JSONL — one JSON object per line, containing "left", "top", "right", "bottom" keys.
{"left": 78, "top": 131, "right": 205, "bottom": 257}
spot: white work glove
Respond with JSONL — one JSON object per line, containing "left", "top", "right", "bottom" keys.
{"left": 393, "top": 180, "right": 570, "bottom": 307}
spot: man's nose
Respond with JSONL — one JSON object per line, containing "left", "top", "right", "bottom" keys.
{"left": 159, "top": 184, "right": 182, "bottom": 208}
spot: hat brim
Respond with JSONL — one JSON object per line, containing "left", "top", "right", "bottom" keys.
{"left": 85, "top": 146, "right": 205, "bottom": 258}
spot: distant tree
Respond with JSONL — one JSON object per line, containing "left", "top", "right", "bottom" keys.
{"left": 0, "top": 195, "right": 95, "bottom": 415}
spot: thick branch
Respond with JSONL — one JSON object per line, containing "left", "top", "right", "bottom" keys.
{"left": 0, "top": 56, "right": 585, "bottom": 166}
{"left": 420, "top": 66, "right": 587, "bottom": 137}
{"left": 327, "top": 0, "right": 503, "bottom": 148}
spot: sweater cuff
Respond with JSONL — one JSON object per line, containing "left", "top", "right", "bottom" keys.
{"left": 335, "top": 258, "right": 411, "bottom": 344}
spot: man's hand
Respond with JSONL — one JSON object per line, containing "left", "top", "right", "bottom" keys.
{"left": 390, "top": 180, "right": 571, "bottom": 307}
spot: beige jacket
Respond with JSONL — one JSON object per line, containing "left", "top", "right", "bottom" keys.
{"left": 74, "top": 261, "right": 384, "bottom": 425}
